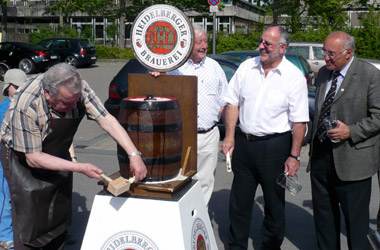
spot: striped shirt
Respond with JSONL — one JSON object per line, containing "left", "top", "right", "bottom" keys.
{"left": 1, "top": 74, "right": 108, "bottom": 153}
{"left": 167, "top": 57, "right": 228, "bottom": 130}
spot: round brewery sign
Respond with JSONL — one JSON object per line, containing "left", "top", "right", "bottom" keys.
{"left": 131, "top": 4, "right": 194, "bottom": 72}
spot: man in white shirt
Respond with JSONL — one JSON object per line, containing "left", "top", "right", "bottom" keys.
{"left": 221, "top": 25, "right": 309, "bottom": 249}
{"left": 151, "top": 24, "right": 228, "bottom": 208}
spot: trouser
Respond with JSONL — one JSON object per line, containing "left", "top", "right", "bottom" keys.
{"left": 311, "top": 139, "right": 371, "bottom": 250}
{"left": 0, "top": 162, "right": 13, "bottom": 242}
{"left": 229, "top": 131, "right": 291, "bottom": 250}
{"left": 195, "top": 126, "right": 220, "bottom": 207}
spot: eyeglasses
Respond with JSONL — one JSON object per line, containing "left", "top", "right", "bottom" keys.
{"left": 257, "top": 38, "right": 282, "bottom": 48}
{"left": 321, "top": 49, "right": 347, "bottom": 58}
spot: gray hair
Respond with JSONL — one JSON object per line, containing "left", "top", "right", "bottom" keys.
{"left": 193, "top": 24, "right": 206, "bottom": 38}
{"left": 329, "top": 31, "right": 355, "bottom": 53}
{"left": 265, "top": 25, "right": 290, "bottom": 47}
{"left": 42, "top": 63, "right": 82, "bottom": 98}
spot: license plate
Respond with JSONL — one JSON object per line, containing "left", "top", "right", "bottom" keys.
{"left": 51, "top": 56, "right": 58, "bottom": 59}
{"left": 91, "top": 56, "right": 96, "bottom": 60}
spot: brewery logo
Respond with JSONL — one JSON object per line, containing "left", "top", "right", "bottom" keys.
{"left": 191, "top": 218, "right": 210, "bottom": 250}
{"left": 101, "top": 231, "right": 159, "bottom": 250}
{"left": 131, "top": 4, "right": 194, "bottom": 72}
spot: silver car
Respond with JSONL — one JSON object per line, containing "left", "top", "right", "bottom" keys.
{"left": 287, "top": 42, "right": 325, "bottom": 76}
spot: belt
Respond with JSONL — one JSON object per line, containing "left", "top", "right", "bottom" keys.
{"left": 239, "top": 131, "right": 291, "bottom": 141}
{"left": 197, "top": 124, "right": 217, "bottom": 134}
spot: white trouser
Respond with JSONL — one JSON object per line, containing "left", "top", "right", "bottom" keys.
{"left": 194, "top": 126, "right": 220, "bottom": 207}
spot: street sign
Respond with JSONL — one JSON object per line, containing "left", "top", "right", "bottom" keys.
{"left": 208, "top": 0, "right": 220, "bottom": 6}
{"left": 210, "top": 6, "right": 218, "bottom": 12}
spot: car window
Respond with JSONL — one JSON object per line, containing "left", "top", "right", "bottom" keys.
{"left": 299, "top": 56, "right": 312, "bottom": 73}
{"left": 313, "top": 46, "right": 324, "bottom": 60}
{"left": 286, "top": 55, "right": 305, "bottom": 75}
{"left": 287, "top": 46, "right": 309, "bottom": 60}
{"left": 80, "top": 39, "right": 94, "bottom": 48}
{"left": 38, "top": 40, "right": 53, "bottom": 48}
{"left": 0, "top": 43, "right": 14, "bottom": 51}
{"left": 53, "top": 40, "right": 67, "bottom": 49}
{"left": 219, "top": 64, "right": 236, "bottom": 82}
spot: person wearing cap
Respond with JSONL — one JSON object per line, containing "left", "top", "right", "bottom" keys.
{"left": 0, "top": 69, "right": 27, "bottom": 250}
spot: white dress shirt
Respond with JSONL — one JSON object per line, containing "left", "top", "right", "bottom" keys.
{"left": 223, "top": 56, "right": 309, "bottom": 136}
{"left": 167, "top": 57, "right": 228, "bottom": 130}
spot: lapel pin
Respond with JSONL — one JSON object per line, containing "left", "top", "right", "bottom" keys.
{"left": 341, "top": 89, "right": 344, "bottom": 92}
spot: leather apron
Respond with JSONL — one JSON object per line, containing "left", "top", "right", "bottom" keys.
{"left": 7, "top": 104, "right": 85, "bottom": 247}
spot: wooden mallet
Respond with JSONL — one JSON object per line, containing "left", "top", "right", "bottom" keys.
{"left": 100, "top": 174, "right": 135, "bottom": 196}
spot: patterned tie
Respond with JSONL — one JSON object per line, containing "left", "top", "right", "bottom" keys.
{"left": 316, "top": 71, "right": 340, "bottom": 142}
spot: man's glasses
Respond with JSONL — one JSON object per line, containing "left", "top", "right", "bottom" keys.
{"left": 321, "top": 49, "right": 347, "bottom": 58}
{"left": 257, "top": 38, "right": 282, "bottom": 48}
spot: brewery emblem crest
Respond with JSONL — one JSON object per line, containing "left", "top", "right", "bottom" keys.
{"left": 101, "top": 231, "right": 159, "bottom": 250}
{"left": 191, "top": 218, "right": 210, "bottom": 250}
{"left": 131, "top": 4, "right": 194, "bottom": 72}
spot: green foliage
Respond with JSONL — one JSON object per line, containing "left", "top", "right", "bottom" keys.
{"left": 350, "top": 6, "right": 380, "bottom": 60}
{"left": 81, "top": 25, "right": 94, "bottom": 42}
{"left": 214, "top": 31, "right": 261, "bottom": 54}
{"left": 96, "top": 45, "right": 134, "bottom": 59}
{"left": 30, "top": 26, "right": 79, "bottom": 44}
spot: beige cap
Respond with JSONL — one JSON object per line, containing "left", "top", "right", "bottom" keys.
{"left": 2, "top": 69, "right": 27, "bottom": 96}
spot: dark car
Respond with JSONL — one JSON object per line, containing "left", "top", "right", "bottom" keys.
{"left": 36, "top": 38, "right": 97, "bottom": 67}
{"left": 0, "top": 42, "right": 60, "bottom": 74}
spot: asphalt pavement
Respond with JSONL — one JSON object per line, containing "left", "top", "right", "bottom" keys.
{"left": 1, "top": 61, "right": 379, "bottom": 249}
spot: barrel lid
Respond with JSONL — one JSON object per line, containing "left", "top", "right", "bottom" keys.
{"left": 121, "top": 96, "right": 179, "bottom": 110}
{"left": 124, "top": 96, "right": 177, "bottom": 102}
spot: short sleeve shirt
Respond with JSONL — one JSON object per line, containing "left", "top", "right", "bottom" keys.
{"left": 1, "top": 74, "right": 108, "bottom": 153}
{"left": 223, "top": 56, "right": 309, "bottom": 136}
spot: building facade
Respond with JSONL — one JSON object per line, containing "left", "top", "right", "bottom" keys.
{"left": 0, "top": 0, "right": 267, "bottom": 46}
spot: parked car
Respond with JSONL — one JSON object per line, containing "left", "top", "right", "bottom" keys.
{"left": 0, "top": 42, "right": 60, "bottom": 74}
{"left": 36, "top": 38, "right": 97, "bottom": 67}
{"left": 287, "top": 42, "right": 325, "bottom": 75}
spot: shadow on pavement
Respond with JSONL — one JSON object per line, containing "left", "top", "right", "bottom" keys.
{"left": 66, "top": 192, "right": 90, "bottom": 250}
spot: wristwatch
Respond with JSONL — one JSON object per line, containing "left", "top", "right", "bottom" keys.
{"left": 128, "top": 151, "right": 142, "bottom": 159}
{"left": 289, "top": 154, "right": 301, "bottom": 161}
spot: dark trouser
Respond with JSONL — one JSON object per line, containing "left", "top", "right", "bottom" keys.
{"left": 311, "top": 139, "right": 371, "bottom": 250}
{"left": 229, "top": 131, "right": 291, "bottom": 250}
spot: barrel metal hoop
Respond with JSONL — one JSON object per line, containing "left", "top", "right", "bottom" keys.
{"left": 124, "top": 122, "right": 183, "bottom": 132}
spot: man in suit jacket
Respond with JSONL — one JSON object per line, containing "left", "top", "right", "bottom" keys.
{"left": 308, "top": 31, "right": 380, "bottom": 249}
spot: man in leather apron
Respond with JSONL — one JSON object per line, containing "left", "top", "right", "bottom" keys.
{"left": 0, "top": 63, "right": 147, "bottom": 249}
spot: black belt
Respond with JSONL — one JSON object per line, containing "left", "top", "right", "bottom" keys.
{"left": 239, "top": 131, "right": 291, "bottom": 141}
{"left": 198, "top": 124, "right": 217, "bottom": 134}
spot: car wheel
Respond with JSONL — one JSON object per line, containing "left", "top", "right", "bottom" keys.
{"left": 65, "top": 55, "right": 79, "bottom": 67}
{"left": 19, "top": 58, "right": 35, "bottom": 74}
{"left": 303, "top": 120, "right": 313, "bottom": 146}
{"left": 0, "top": 62, "right": 9, "bottom": 76}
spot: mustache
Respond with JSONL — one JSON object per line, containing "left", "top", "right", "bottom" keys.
{"left": 259, "top": 48, "right": 269, "bottom": 54}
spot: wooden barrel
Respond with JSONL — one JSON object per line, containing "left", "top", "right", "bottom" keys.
{"left": 117, "top": 96, "right": 183, "bottom": 181}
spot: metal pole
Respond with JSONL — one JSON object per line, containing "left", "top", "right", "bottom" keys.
{"left": 212, "top": 11, "right": 216, "bottom": 55}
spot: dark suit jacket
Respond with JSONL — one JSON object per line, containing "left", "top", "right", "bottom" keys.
{"left": 308, "top": 57, "right": 380, "bottom": 181}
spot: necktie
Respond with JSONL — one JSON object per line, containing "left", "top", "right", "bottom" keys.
{"left": 316, "top": 71, "right": 340, "bottom": 142}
